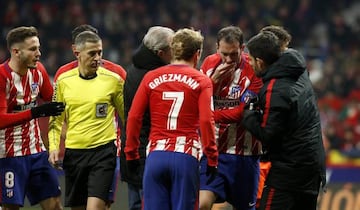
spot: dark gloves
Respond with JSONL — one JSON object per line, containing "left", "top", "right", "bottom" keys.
{"left": 31, "top": 102, "right": 65, "bottom": 118}
{"left": 242, "top": 109, "right": 263, "bottom": 141}
{"left": 206, "top": 165, "right": 218, "bottom": 184}
{"left": 243, "top": 95, "right": 262, "bottom": 124}
{"left": 244, "top": 95, "right": 259, "bottom": 111}
{"left": 242, "top": 109, "right": 262, "bottom": 129}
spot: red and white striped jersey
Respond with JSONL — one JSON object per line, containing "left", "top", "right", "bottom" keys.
{"left": 201, "top": 53, "right": 263, "bottom": 155}
{"left": 125, "top": 64, "right": 218, "bottom": 167}
{"left": 0, "top": 61, "right": 53, "bottom": 158}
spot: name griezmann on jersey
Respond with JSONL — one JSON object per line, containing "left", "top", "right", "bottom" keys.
{"left": 148, "top": 73, "right": 200, "bottom": 90}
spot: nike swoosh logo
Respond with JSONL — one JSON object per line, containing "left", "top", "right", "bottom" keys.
{"left": 248, "top": 202, "right": 256, "bottom": 207}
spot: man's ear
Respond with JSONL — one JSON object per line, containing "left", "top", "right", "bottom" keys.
{"left": 156, "top": 49, "right": 164, "bottom": 57}
{"left": 256, "top": 58, "right": 264, "bottom": 68}
{"left": 192, "top": 50, "right": 201, "bottom": 68}
{"left": 11, "top": 48, "right": 19, "bottom": 55}
{"left": 240, "top": 44, "right": 245, "bottom": 51}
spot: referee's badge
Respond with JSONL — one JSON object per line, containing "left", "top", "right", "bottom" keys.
{"left": 96, "top": 103, "right": 108, "bottom": 117}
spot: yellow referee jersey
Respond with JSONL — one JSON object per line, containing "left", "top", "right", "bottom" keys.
{"left": 48, "top": 67, "right": 124, "bottom": 150}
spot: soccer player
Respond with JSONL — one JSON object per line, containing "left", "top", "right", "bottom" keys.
{"left": 53, "top": 24, "right": 126, "bottom": 207}
{"left": 125, "top": 28, "right": 219, "bottom": 210}
{"left": 199, "top": 26, "right": 263, "bottom": 210}
{"left": 0, "top": 26, "right": 63, "bottom": 210}
{"left": 244, "top": 31, "right": 326, "bottom": 210}
{"left": 213, "top": 25, "right": 294, "bottom": 210}
{"left": 120, "top": 26, "right": 174, "bottom": 210}
{"left": 48, "top": 31, "right": 124, "bottom": 210}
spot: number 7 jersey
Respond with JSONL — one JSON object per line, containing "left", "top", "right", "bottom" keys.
{"left": 125, "top": 64, "right": 218, "bottom": 167}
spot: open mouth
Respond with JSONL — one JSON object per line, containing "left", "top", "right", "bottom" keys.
{"left": 91, "top": 63, "right": 99, "bottom": 68}
{"left": 91, "top": 61, "right": 101, "bottom": 68}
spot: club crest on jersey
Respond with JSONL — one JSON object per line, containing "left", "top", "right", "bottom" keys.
{"left": 230, "top": 85, "right": 242, "bottom": 98}
{"left": 31, "top": 83, "right": 39, "bottom": 93}
{"left": 231, "top": 85, "right": 241, "bottom": 95}
{"left": 96, "top": 103, "right": 108, "bottom": 117}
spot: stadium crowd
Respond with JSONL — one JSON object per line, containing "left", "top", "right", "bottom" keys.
{"left": 1, "top": 0, "right": 359, "bottom": 163}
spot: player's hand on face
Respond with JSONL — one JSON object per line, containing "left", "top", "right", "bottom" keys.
{"left": 211, "top": 62, "right": 237, "bottom": 84}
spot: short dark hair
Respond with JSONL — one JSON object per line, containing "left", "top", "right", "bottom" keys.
{"left": 74, "top": 31, "right": 101, "bottom": 51}
{"left": 217, "top": 26, "right": 244, "bottom": 45}
{"left": 247, "top": 31, "right": 281, "bottom": 66}
{"left": 260, "top": 25, "right": 291, "bottom": 47}
{"left": 6, "top": 26, "right": 38, "bottom": 50}
{"left": 71, "top": 24, "right": 98, "bottom": 44}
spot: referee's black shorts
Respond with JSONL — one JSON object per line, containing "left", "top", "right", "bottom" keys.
{"left": 63, "top": 141, "right": 117, "bottom": 207}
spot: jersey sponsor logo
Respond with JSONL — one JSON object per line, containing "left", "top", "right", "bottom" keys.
{"left": 148, "top": 73, "right": 200, "bottom": 90}
{"left": 12, "top": 101, "right": 36, "bottom": 112}
{"left": 213, "top": 97, "right": 240, "bottom": 109}
{"left": 96, "top": 103, "right": 108, "bottom": 117}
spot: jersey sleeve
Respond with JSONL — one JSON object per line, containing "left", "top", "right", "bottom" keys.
{"left": 214, "top": 103, "right": 246, "bottom": 123}
{"left": 113, "top": 77, "right": 125, "bottom": 125}
{"left": 0, "top": 69, "right": 33, "bottom": 129}
{"left": 37, "top": 62, "right": 53, "bottom": 101}
{"left": 0, "top": 72, "right": 8, "bottom": 111}
{"left": 200, "top": 55, "right": 222, "bottom": 92}
{"left": 0, "top": 110, "right": 32, "bottom": 129}
{"left": 198, "top": 78, "right": 218, "bottom": 167}
{"left": 247, "top": 71, "right": 263, "bottom": 93}
{"left": 48, "top": 80, "right": 65, "bottom": 152}
{"left": 200, "top": 56, "right": 211, "bottom": 73}
{"left": 124, "top": 78, "right": 150, "bottom": 160}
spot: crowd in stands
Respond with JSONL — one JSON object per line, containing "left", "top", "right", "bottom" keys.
{"left": 1, "top": 0, "right": 359, "bottom": 164}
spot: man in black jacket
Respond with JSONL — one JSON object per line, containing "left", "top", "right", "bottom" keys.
{"left": 243, "top": 31, "right": 326, "bottom": 210}
{"left": 120, "top": 26, "right": 174, "bottom": 210}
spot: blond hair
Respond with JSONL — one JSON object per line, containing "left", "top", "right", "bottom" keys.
{"left": 171, "top": 28, "right": 203, "bottom": 61}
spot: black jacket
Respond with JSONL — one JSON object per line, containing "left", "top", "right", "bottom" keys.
{"left": 120, "top": 44, "right": 168, "bottom": 187}
{"left": 242, "top": 49, "right": 326, "bottom": 194}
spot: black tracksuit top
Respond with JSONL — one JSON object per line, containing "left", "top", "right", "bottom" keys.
{"left": 243, "top": 49, "right": 326, "bottom": 194}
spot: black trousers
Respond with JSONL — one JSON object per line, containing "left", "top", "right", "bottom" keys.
{"left": 258, "top": 185, "right": 318, "bottom": 210}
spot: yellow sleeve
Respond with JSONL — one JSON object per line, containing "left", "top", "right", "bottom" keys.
{"left": 48, "top": 80, "right": 65, "bottom": 152}
{"left": 113, "top": 78, "right": 125, "bottom": 125}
